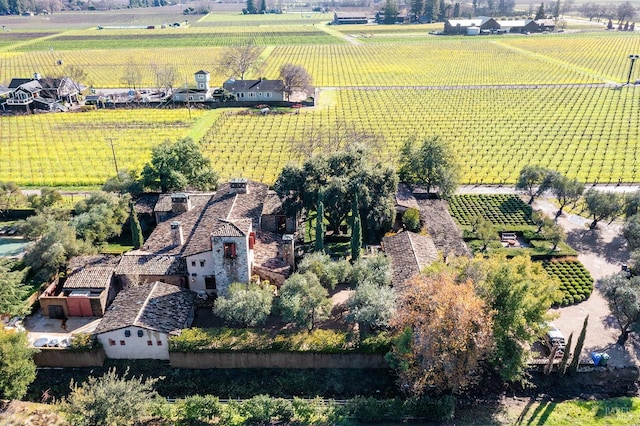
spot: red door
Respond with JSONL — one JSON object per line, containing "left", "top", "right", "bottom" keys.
{"left": 67, "top": 296, "right": 93, "bottom": 317}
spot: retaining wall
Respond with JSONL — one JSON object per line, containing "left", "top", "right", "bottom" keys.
{"left": 34, "top": 348, "right": 105, "bottom": 368}
{"left": 169, "top": 351, "right": 388, "bottom": 369}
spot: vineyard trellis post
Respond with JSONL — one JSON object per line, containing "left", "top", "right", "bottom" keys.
{"left": 627, "top": 54, "right": 639, "bottom": 85}
{"left": 105, "top": 137, "right": 120, "bottom": 177}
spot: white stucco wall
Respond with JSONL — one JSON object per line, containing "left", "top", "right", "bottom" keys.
{"left": 185, "top": 252, "right": 215, "bottom": 293}
{"left": 97, "top": 326, "right": 169, "bottom": 360}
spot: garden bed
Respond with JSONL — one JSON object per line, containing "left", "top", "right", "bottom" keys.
{"left": 542, "top": 258, "right": 594, "bottom": 306}
{"left": 449, "top": 194, "right": 534, "bottom": 228}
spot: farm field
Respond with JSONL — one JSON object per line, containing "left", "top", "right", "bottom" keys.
{"left": 1, "top": 11, "right": 640, "bottom": 187}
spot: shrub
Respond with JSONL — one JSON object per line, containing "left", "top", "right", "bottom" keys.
{"left": 69, "top": 333, "right": 99, "bottom": 352}
{"left": 240, "top": 394, "right": 295, "bottom": 424}
{"left": 402, "top": 208, "right": 421, "bottom": 232}
{"left": 174, "top": 395, "right": 222, "bottom": 424}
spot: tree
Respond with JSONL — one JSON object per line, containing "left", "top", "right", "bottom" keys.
{"left": 398, "top": 136, "right": 459, "bottom": 199}
{"left": 617, "top": 1, "right": 636, "bottom": 23}
{"left": 535, "top": 2, "right": 546, "bottom": 19}
{"left": 349, "top": 254, "right": 392, "bottom": 287}
{"left": 346, "top": 279, "right": 396, "bottom": 331}
{"left": 65, "top": 64, "right": 88, "bottom": 92}
{"left": 410, "top": 0, "right": 425, "bottom": 19}
{"left": 531, "top": 210, "right": 553, "bottom": 233}
{"left": 279, "top": 63, "right": 312, "bottom": 101}
{"left": 475, "top": 217, "right": 497, "bottom": 251}
{"left": 387, "top": 270, "right": 493, "bottom": 394}
{"left": 274, "top": 145, "right": 398, "bottom": 242}
{"left": 121, "top": 59, "right": 142, "bottom": 90}
{"left": 314, "top": 190, "right": 325, "bottom": 253}
{"left": 383, "top": 0, "right": 399, "bottom": 24}
{"left": 278, "top": 273, "right": 332, "bottom": 332}
{"left": 402, "top": 207, "right": 421, "bottom": 233}
{"left": 259, "top": 0, "right": 266, "bottom": 12}
{"left": 297, "top": 252, "right": 350, "bottom": 290}
{"left": 351, "top": 193, "right": 362, "bottom": 262}
{"left": 601, "top": 273, "right": 640, "bottom": 345}
{"left": 457, "top": 255, "right": 558, "bottom": 382}
{"left": 567, "top": 316, "right": 588, "bottom": 375}
{"left": 151, "top": 63, "right": 178, "bottom": 94}
{"left": 213, "top": 282, "right": 274, "bottom": 327}
{"left": 558, "top": 332, "right": 573, "bottom": 375}
{"left": 542, "top": 221, "right": 565, "bottom": 250}
{"left": 72, "top": 192, "right": 129, "bottom": 244}
{"left": 623, "top": 214, "right": 640, "bottom": 250}
{"left": 141, "top": 137, "right": 218, "bottom": 192}
{"left": 550, "top": 174, "right": 584, "bottom": 217}
{"left": 515, "top": 165, "right": 554, "bottom": 205}
{"left": 245, "top": 0, "right": 257, "bottom": 14}
{"left": 27, "top": 188, "right": 62, "bottom": 212}
{"left": 102, "top": 170, "right": 143, "bottom": 196}
{"left": 624, "top": 190, "right": 640, "bottom": 218}
{"left": 0, "top": 330, "right": 37, "bottom": 400}
{"left": 129, "top": 202, "right": 143, "bottom": 250}
{"left": 0, "top": 263, "right": 29, "bottom": 317}
{"left": 0, "top": 181, "right": 24, "bottom": 218}
{"left": 23, "top": 223, "right": 93, "bottom": 282}
{"left": 584, "top": 188, "right": 624, "bottom": 230}
{"left": 216, "top": 42, "right": 263, "bottom": 80}
{"left": 61, "top": 368, "right": 159, "bottom": 426}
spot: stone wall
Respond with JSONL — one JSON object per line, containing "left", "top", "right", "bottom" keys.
{"left": 34, "top": 348, "right": 105, "bottom": 367}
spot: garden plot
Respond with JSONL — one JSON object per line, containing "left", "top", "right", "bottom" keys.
{"left": 448, "top": 194, "right": 534, "bottom": 228}
{"left": 543, "top": 258, "right": 595, "bottom": 307}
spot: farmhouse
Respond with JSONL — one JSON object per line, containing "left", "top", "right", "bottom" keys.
{"left": 117, "top": 179, "right": 293, "bottom": 296}
{"left": 443, "top": 17, "right": 500, "bottom": 34}
{"left": 39, "top": 255, "right": 119, "bottom": 319}
{"left": 94, "top": 281, "right": 196, "bottom": 360}
{"left": 535, "top": 19, "right": 556, "bottom": 32}
{"left": 172, "top": 70, "right": 213, "bottom": 103}
{"left": 333, "top": 12, "right": 369, "bottom": 25}
{"left": 222, "top": 78, "right": 285, "bottom": 102}
{"left": 496, "top": 19, "right": 540, "bottom": 33}
{"left": 4, "top": 73, "right": 81, "bottom": 111}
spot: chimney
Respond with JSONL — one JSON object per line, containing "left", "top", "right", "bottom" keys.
{"left": 171, "top": 193, "right": 191, "bottom": 213}
{"left": 229, "top": 178, "right": 248, "bottom": 195}
{"left": 170, "top": 221, "right": 184, "bottom": 246}
{"left": 33, "top": 72, "right": 41, "bottom": 80}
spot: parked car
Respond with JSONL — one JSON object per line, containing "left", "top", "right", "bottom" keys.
{"left": 544, "top": 323, "right": 566, "bottom": 357}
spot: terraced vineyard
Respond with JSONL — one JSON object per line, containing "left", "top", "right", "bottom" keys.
{"left": 543, "top": 258, "right": 595, "bottom": 306}
{"left": 447, "top": 194, "right": 534, "bottom": 227}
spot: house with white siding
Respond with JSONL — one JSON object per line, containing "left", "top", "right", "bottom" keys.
{"left": 94, "top": 281, "right": 196, "bottom": 360}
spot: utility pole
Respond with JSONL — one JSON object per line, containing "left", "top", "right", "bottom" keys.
{"left": 105, "top": 137, "right": 119, "bottom": 177}
{"left": 627, "top": 54, "right": 639, "bottom": 85}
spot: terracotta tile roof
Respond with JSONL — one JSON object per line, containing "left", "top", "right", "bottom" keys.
{"left": 134, "top": 194, "right": 159, "bottom": 215}
{"left": 395, "top": 183, "right": 419, "bottom": 210}
{"left": 253, "top": 231, "right": 290, "bottom": 275}
{"left": 261, "top": 190, "right": 284, "bottom": 216}
{"left": 154, "top": 193, "right": 213, "bottom": 213}
{"left": 382, "top": 231, "right": 439, "bottom": 287}
{"left": 211, "top": 220, "right": 247, "bottom": 237}
{"left": 67, "top": 255, "right": 120, "bottom": 272}
{"left": 63, "top": 266, "right": 114, "bottom": 290}
{"left": 116, "top": 253, "right": 187, "bottom": 276}
{"left": 94, "top": 281, "right": 196, "bottom": 335}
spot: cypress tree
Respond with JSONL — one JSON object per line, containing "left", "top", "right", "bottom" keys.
{"left": 315, "top": 190, "right": 325, "bottom": 253}
{"left": 568, "top": 315, "right": 588, "bottom": 375}
{"left": 130, "top": 202, "right": 144, "bottom": 249}
{"left": 350, "top": 193, "right": 362, "bottom": 262}
{"left": 558, "top": 332, "right": 573, "bottom": 376}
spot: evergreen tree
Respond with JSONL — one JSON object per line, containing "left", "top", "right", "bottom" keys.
{"left": 535, "top": 2, "right": 546, "bottom": 19}
{"left": 558, "top": 332, "right": 573, "bottom": 376}
{"left": 350, "top": 193, "right": 362, "bottom": 262}
{"left": 260, "top": 0, "right": 267, "bottom": 12}
{"left": 453, "top": 2, "right": 461, "bottom": 17}
{"left": 130, "top": 202, "right": 143, "bottom": 250}
{"left": 568, "top": 316, "right": 588, "bottom": 375}
{"left": 410, "top": 0, "right": 425, "bottom": 19}
{"left": 315, "top": 190, "right": 325, "bottom": 253}
{"left": 246, "top": 0, "right": 257, "bottom": 13}
{"left": 383, "top": 0, "right": 399, "bottom": 24}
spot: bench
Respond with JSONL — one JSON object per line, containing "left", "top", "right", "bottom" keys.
{"left": 501, "top": 232, "right": 517, "bottom": 243}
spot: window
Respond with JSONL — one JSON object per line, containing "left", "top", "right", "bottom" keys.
{"left": 266, "top": 92, "right": 272, "bottom": 98}
{"left": 137, "top": 330, "right": 144, "bottom": 338}
{"left": 188, "top": 96, "right": 193, "bottom": 101}
{"left": 223, "top": 242, "right": 237, "bottom": 258}
{"left": 124, "top": 330, "right": 131, "bottom": 337}
{"left": 258, "top": 92, "right": 263, "bottom": 97}
{"left": 249, "top": 232, "right": 255, "bottom": 249}
{"left": 147, "top": 340, "right": 153, "bottom": 346}
{"left": 239, "top": 92, "right": 244, "bottom": 98}
{"left": 119, "top": 340, "right": 125, "bottom": 346}
{"left": 200, "top": 260, "right": 205, "bottom": 267}
{"left": 108, "top": 339, "right": 116, "bottom": 346}
{"left": 249, "top": 92, "right": 256, "bottom": 98}
{"left": 191, "top": 261, "right": 196, "bottom": 267}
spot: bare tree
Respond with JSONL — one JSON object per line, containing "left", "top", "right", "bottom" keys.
{"left": 279, "top": 63, "right": 312, "bottom": 101}
{"left": 65, "top": 65, "right": 88, "bottom": 92}
{"left": 122, "top": 60, "right": 143, "bottom": 90}
{"left": 216, "top": 42, "right": 263, "bottom": 80}
{"left": 151, "top": 63, "right": 178, "bottom": 94}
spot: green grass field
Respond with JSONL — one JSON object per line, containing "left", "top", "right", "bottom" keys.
{"left": 1, "top": 10, "right": 640, "bottom": 187}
